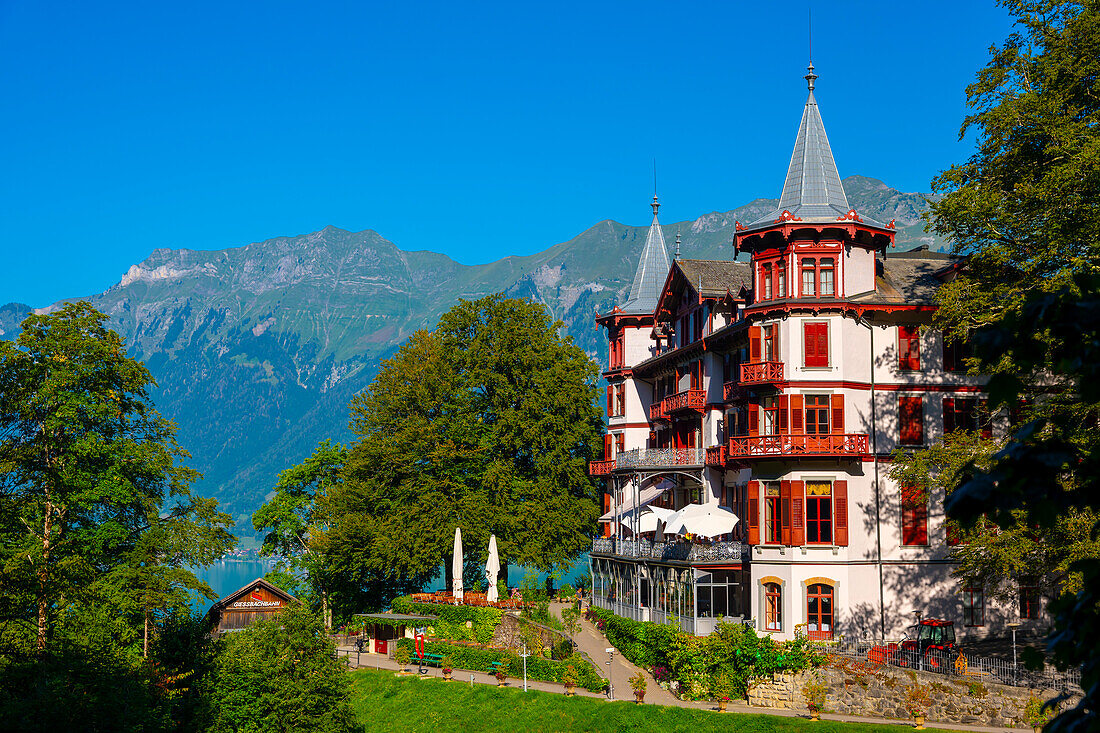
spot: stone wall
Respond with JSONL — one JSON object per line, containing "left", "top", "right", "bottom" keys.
{"left": 747, "top": 660, "right": 1075, "bottom": 728}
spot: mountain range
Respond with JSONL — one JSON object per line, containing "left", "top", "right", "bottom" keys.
{"left": 0, "top": 175, "right": 942, "bottom": 531}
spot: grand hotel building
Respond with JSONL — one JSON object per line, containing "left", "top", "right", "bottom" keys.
{"left": 587, "top": 66, "right": 1040, "bottom": 642}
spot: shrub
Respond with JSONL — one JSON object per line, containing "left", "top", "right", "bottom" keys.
{"left": 904, "top": 682, "right": 932, "bottom": 718}
{"left": 393, "top": 646, "right": 412, "bottom": 666}
{"left": 802, "top": 676, "right": 827, "bottom": 712}
{"left": 561, "top": 663, "right": 579, "bottom": 687}
{"left": 629, "top": 672, "right": 647, "bottom": 693}
{"left": 559, "top": 583, "right": 576, "bottom": 599}
{"left": 440, "top": 655, "right": 454, "bottom": 672}
{"left": 390, "top": 596, "right": 503, "bottom": 643}
{"left": 1024, "top": 695, "right": 1054, "bottom": 729}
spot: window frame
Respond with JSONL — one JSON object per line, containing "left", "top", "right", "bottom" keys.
{"left": 764, "top": 582, "right": 782, "bottom": 631}
{"left": 763, "top": 482, "right": 783, "bottom": 545}
{"left": 898, "top": 325, "right": 921, "bottom": 371}
{"left": 804, "top": 394, "right": 831, "bottom": 435}
{"left": 803, "top": 321, "right": 829, "bottom": 368}
{"left": 805, "top": 480, "right": 833, "bottom": 545}
{"left": 899, "top": 394, "right": 924, "bottom": 446}
{"left": 806, "top": 582, "right": 834, "bottom": 639}
{"left": 962, "top": 585, "right": 985, "bottom": 627}
{"left": 1019, "top": 580, "right": 1040, "bottom": 620}
{"left": 901, "top": 484, "right": 929, "bottom": 546}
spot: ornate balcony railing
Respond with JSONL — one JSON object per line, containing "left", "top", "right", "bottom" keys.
{"left": 649, "top": 401, "right": 669, "bottom": 421}
{"left": 726, "top": 433, "right": 869, "bottom": 459}
{"left": 723, "top": 381, "right": 744, "bottom": 402}
{"left": 591, "top": 536, "right": 748, "bottom": 563}
{"left": 705, "top": 445, "right": 726, "bottom": 467}
{"left": 740, "top": 361, "right": 784, "bottom": 385}
{"left": 662, "top": 389, "right": 707, "bottom": 414}
{"left": 615, "top": 447, "right": 704, "bottom": 468}
{"left": 588, "top": 459, "right": 615, "bottom": 476}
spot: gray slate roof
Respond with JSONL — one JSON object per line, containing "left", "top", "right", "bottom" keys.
{"left": 851, "top": 246, "right": 963, "bottom": 305}
{"left": 749, "top": 72, "right": 884, "bottom": 230}
{"left": 675, "top": 259, "right": 752, "bottom": 297}
{"left": 619, "top": 197, "right": 672, "bottom": 315}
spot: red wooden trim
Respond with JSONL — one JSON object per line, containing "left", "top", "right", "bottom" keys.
{"left": 779, "top": 480, "right": 792, "bottom": 546}
{"left": 790, "top": 480, "right": 805, "bottom": 547}
{"left": 747, "top": 480, "right": 761, "bottom": 546}
{"left": 834, "top": 480, "right": 849, "bottom": 546}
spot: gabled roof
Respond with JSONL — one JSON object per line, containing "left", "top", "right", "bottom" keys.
{"left": 674, "top": 259, "right": 752, "bottom": 298}
{"left": 206, "top": 577, "right": 298, "bottom": 615}
{"left": 619, "top": 196, "right": 672, "bottom": 315}
{"left": 850, "top": 246, "right": 965, "bottom": 305}
{"left": 747, "top": 65, "right": 884, "bottom": 230}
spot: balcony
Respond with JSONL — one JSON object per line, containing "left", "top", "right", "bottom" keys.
{"left": 663, "top": 389, "right": 707, "bottom": 414}
{"left": 591, "top": 536, "right": 748, "bottom": 564}
{"left": 616, "top": 447, "right": 704, "bottom": 469}
{"left": 725, "top": 433, "right": 869, "bottom": 459}
{"left": 588, "top": 459, "right": 615, "bottom": 476}
{"left": 722, "top": 381, "right": 744, "bottom": 402}
{"left": 739, "top": 361, "right": 784, "bottom": 385}
{"left": 705, "top": 445, "right": 726, "bottom": 467}
{"left": 649, "top": 401, "right": 669, "bottom": 421}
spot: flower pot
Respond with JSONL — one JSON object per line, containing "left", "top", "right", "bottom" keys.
{"left": 810, "top": 711, "right": 821, "bottom": 721}
{"left": 718, "top": 699, "right": 728, "bottom": 712}
{"left": 914, "top": 715, "right": 925, "bottom": 730}
{"left": 634, "top": 690, "right": 645, "bottom": 704}
{"left": 443, "top": 670, "right": 452, "bottom": 680}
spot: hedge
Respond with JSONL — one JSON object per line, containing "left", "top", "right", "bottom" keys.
{"left": 390, "top": 597, "right": 504, "bottom": 644}
{"left": 394, "top": 638, "right": 607, "bottom": 693}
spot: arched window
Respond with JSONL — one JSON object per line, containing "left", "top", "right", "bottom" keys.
{"left": 806, "top": 583, "right": 834, "bottom": 639}
{"left": 820, "top": 258, "right": 835, "bottom": 296}
{"left": 764, "top": 582, "right": 782, "bottom": 631}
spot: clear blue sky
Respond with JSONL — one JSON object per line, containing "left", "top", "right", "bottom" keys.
{"left": 0, "top": 1, "right": 1015, "bottom": 307}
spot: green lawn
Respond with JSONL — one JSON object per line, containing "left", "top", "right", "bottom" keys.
{"left": 347, "top": 668, "right": 945, "bottom": 733}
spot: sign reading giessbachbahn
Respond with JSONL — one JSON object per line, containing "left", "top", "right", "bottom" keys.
{"left": 205, "top": 577, "right": 297, "bottom": 633}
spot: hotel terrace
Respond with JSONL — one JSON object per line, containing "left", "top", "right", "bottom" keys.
{"left": 587, "top": 66, "right": 1043, "bottom": 642}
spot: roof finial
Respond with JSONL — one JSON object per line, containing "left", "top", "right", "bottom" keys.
{"left": 652, "top": 159, "right": 660, "bottom": 216}
{"left": 675, "top": 228, "right": 681, "bottom": 260}
{"left": 805, "top": 8, "right": 816, "bottom": 92}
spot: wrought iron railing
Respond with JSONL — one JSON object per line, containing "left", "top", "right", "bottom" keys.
{"left": 726, "top": 433, "right": 869, "bottom": 459}
{"left": 590, "top": 536, "right": 748, "bottom": 563}
{"left": 615, "top": 447, "right": 704, "bottom": 468}
{"left": 740, "top": 360, "right": 784, "bottom": 384}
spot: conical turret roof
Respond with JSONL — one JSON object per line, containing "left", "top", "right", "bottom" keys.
{"left": 749, "top": 64, "right": 882, "bottom": 229}
{"left": 620, "top": 195, "right": 671, "bottom": 315}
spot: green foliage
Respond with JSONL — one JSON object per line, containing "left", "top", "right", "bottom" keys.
{"left": 252, "top": 440, "right": 347, "bottom": 623}
{"left": 320, "top": 295, "right": 604, "bottom": 612}
{"left": 208, "top": 604, "right": 356, "bottom": 733}
{"left": 966, "top": 680, "right": 988, "bottom": 698}
{"left": 904, "top": 682, "right": 932, "bottom": 718}
{"left": 390, "top": 596, "right": 503, "bottom": 644}
{"left": 440, "top": 654, "right": 455, "bottom": 672}
{"left": 915, "top": 4, "right": 1100, "bottom": 729}
{"left": 395, "top": 638, "right": 607, "bottom": 693}
{"left": 1024, "top": 694, "right": 1054, "bottom": 729}
{"left": 559, "top": 583, "right": 576, "bottom": 599}
{"left": 629, "top": 671, "right": 647, "bottom": 692}
{"left": 0, "top": 302, "right": 235, "bottom": 654}
{"left": 802, "top": 676, "right": 828, "bottom": 712}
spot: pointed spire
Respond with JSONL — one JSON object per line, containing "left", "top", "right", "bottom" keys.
{"left": 675, "top": 228, "right": 681, "bottom": 261}
{"left": 621, "top": 194, "right": 671, "bottom": 315}
{"left": 748, "top": 63, "right": 873, "bottom": 227}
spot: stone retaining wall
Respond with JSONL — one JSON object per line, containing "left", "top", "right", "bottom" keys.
{"left": 747, "top": 660, "right": 1075, "bottom": 728}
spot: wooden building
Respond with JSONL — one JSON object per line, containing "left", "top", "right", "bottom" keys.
{"left": 206, "top": 577, "right": 298, "bottom": 633}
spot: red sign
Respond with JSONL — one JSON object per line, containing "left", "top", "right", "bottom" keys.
{"left": 415, "top": 633, "right": 425, "bottom": 658}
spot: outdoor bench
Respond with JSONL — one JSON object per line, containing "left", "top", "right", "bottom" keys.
{"left": 412, "top": 653, "right": 444, "bottom": 667}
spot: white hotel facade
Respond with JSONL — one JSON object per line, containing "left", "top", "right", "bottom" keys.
{"left": 587, "top": 67, "right": 1042, "bottom": 642}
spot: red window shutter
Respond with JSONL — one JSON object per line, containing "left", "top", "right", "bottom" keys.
{"left": 790, "top": 481, "right": 805, "bottom": 546}
{"left": 899, "top": 326, "right": 920, "bottom": 371}
{"left": 804, "top": 322, "right": 828, "bottom": 367}
{"left": 831, "top": 394, "right": 845, "bottom": 434}
{"left": 900, "top": 395, "right": 924, "bottom": 445}
{"left": 780, "top": 480, "right": 792, "bottom": 546}
{"left": 901, "top": 485, "right": 929, "bottom": 546}
{"left": 766, "top": 325, "right": 779, "bottom": 361}
{"left": 943, "top": 397, "right": 956, "bottom": 434}
{"left": 747, "top": 481, "right": 760, "bottom": 545}
{"left": 834, "top": 480, "right": 849, "bottom": 546}
{"left": 749, "top": 326, "right": 762, "bottom": 362}
{"left": 603, "top": 434, "right": 612, "bottom": 460}
{"left": 778, "top": 394, "right": 789, "bottom": 433}
{"left": 748, "top": 405, "right": 759, "bottom": 436}
{"left": 607, "top": 386, "right": 613, "bottom": 416}
{"left": 791, "top": 394, "right": 804, "bottom": 433}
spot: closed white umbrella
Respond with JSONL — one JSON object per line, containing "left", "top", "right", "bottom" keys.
{"left": 452, "top": 527, "right": 464, "bottom": 602}
{"left": 666, "top": 504, "right": 739, "bottom": 538}
{"left": 485, "top": 535, "right": 501, "bottom": 604}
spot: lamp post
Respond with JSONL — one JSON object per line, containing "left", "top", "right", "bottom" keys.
{"left": 521, "top": 640, "right": 529, "bottom": 692}
{"left": 1008, "top": 622, "right": 1021, "bottom": 686}
{"left": 606, "top": 648, "right": 615, "bottom": 700}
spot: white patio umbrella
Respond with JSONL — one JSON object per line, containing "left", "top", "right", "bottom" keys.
{"left": 452, "top": 527, "right": 464, "bottom": 602}
{"left": 665, "top": 504, "right": 739, "bottom": 538}
{"left": 621, "top": 504, "right": 678, "bottom": 534}
{"left": 485, "top": 534, "right": 501, "bottom": 603}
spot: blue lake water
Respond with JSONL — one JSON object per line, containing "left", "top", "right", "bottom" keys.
{"left": 193, "top": 553, "right": 590, "bottom": 611}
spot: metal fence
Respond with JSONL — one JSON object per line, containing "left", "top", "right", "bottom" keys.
{"left": 821, "top": 637, "right": 1082, "bottom": 692}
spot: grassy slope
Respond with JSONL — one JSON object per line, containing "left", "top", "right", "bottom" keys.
{"left": 347, "top": 668, "right": 942, "bottom": 733}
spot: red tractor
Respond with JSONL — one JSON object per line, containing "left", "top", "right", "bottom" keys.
{"left": 870, "top": 619, "right": 959, "bottom": 673}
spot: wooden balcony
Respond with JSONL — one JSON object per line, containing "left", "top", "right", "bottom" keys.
{"left": 723, "top": 381, "right": 744, "bottom": 402}
{"left": 588, "top": 459, "right": 615, "bottom": 476}
{"left": 740, "top": 361, "right": 784, "bottom": 385}
{"left": 663, "top": 389, "right": 707, "bottom": 414}
{"left": 725, "top": 433, "right": 869, "bottom": 460}
{"left": 705, "top": 445, "right": 726, "bottom": 467}
{"left": 649, "top": 401, "right": 669, "bottom": 421}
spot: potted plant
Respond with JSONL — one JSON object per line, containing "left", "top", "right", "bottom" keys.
{"left": 393, "top": 646, "right": 412, "bottom": 674}
{"left": 712, "top": 672, "right": 734, "bottom": 712}
{"left": 441, "top": 655, "right": 454, "bottom": 681}
{"left": 495, "top": 667, "right": 508, "bottom": 687}
{"left": 629, "top": 671, "right": 647, "bottom": 704}
{"left": 904, "top": 682, "right": 932, "bottom": 729}
{"left": 1024, "top": 695, "right": 1053, "bottom": 733}
{"left": 802, "top": 677, "right": 828, "bottom": 721}
{"left": 561, "top": 663, "right": 579, "bottom": 696}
